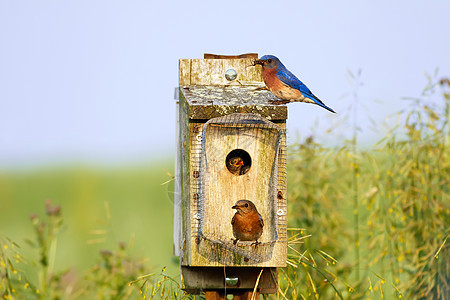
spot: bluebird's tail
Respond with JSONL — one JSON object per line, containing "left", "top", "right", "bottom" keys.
{"left": 317, "top": 102, "right": 336, "bottom": 113}
{"left": 311, "top": 95, "right": 336, "bottom": 113}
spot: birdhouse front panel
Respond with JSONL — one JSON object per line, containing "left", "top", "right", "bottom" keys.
{"left": 196, "top": 113, "right": 282, "bottom": 265}
{"left": 175, "top": 57, "right": 287, "bottom": 268}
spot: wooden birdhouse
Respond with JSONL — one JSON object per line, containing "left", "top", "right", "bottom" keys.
{"left": 174, "top": 54, "right": 287, "bottom": 295}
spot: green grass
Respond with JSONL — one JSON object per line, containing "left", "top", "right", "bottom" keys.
{"left": 280, "top": 76, "right": 450, "bottom": 299}
{"left": 0, "top": 162, "right": 178, "bottom": 285}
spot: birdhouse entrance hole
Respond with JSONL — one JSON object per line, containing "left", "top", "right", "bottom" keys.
{"left": 226, "top": 149, "right": 251, "bottom": 176}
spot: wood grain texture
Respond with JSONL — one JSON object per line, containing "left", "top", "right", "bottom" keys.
{"left": 179, "top": 58, "right": 263, "bottom": 86}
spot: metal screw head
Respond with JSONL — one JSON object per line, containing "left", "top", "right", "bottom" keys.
{"left": 225, "top": 69, "right": 237, "bottom": 81}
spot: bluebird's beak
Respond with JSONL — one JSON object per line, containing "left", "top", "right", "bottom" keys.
{"left": 252, "top": 59, "right": 264, "bottom": 66}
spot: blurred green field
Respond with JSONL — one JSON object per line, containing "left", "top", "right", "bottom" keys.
{"left": 0, "top": 160, "right": 178, "bottom": 279}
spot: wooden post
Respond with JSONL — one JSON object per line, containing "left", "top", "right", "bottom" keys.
{"left": 234, "top": 291, "right": 259, "bottom": 300}
{"left": 205, "top": 291, "right": 224, "bottom": 300}
{"left": 205, "top": 290, "right": 259, "bottom": 300}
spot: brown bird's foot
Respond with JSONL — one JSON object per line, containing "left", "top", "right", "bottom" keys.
{"left": 232, "top": 238, "right": 239, "bottom": 245}
{"left": 254, "top": 86, "right": 268, "bottom": 91}
{"left": 251, "top": 240, "right": 261, "bottom": 246}
{"left": 269, "top": 99, "right": 290, "bottom": 105}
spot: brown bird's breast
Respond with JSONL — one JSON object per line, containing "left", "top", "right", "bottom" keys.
{"left": 232, "top": 212, "right": 263, "bottom": 241}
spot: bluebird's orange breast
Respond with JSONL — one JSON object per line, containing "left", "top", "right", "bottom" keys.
{"left": 262, "top": 68, "right": 285, "bottom": 91}
{"left": 262, "top": 68, "right": 305, "bottom": 102}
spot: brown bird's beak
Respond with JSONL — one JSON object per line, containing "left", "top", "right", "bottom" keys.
{"left": 232, "top": 204, "right": 241, "bottom": 209}
{"left": 234, "top": 160, "right": 244, "bottom": 166}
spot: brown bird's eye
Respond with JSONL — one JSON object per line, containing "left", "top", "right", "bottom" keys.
{"left": 245, "top": 203, "right": 248, "bottom": 207}
{"left": 267, "top": 59, "right": 272, "bottom": 63}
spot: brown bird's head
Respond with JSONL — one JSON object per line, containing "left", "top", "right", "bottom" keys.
{"left": 227, "top": 156, "right": 245, "bottom": 175}
{"left": 229, "top": 157, "right": 244, "bottom": 167}
{"left": 232, "top": 200, "right": 258, "bottom": 214}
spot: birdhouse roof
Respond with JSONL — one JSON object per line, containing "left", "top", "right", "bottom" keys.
{"left": 177, "top": 85, "right": 288, "bottom": 121}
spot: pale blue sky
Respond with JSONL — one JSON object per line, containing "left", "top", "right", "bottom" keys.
{"left": 1, "top": 1, "right": 449, "bottom": 168}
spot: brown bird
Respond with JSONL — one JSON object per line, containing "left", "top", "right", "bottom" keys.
{"left": 231, "top": 200, "right": 264, "bottom": 245}
{"left": 227, "top": 157, "right": 244, "bottom": 175}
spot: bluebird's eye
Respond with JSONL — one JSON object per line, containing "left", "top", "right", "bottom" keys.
{"left": 245, "top": 203, "right": 249, "bottom": 207}
{"left": 267, "top": 59, "right": 272, "bottom": 63}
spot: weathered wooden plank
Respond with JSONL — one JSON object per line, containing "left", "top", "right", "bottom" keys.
{"left": 179, "top": 58, "right": 263, "bottom": 86}
{"left": 204, "top": 53, "right": 258, "bottom": 59}
{"left": 191, "top": 59, "right": 223, "bottom": 85}
{"left": 178, "top": 92, "right": 193, "bottom": 265}
{"left": 173, "top": 102, "right": 182, "bottom": 256}
{"left": 179, "top": 59, "right": 191, "bottom": 86}
{"left": 179, "top": 86, "right": 287, "bottom": 120}
{"left": 181, "top": 266, "right": 277, "bottom": 294}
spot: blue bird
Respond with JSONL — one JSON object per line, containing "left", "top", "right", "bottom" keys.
{"left": 253, "top": 55, "right": 335, "bottom": 113}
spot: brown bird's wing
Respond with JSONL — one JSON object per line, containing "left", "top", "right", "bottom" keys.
{"left": 240, "top": 165, "right": 250, "bottom": 175}
{"left": 258, "top": 213, "right": 264, "bottom": 228}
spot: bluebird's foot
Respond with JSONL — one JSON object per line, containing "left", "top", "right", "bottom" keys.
{"left": 269, "top": 99, "right": 290, "bottom": 105}
{"left": 232, "top": 238, "right": 239, "bottom": 245}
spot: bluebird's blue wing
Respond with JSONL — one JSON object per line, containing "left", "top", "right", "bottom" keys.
{"left": 276, "top": 69, "right": 336, "bottom": 113}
